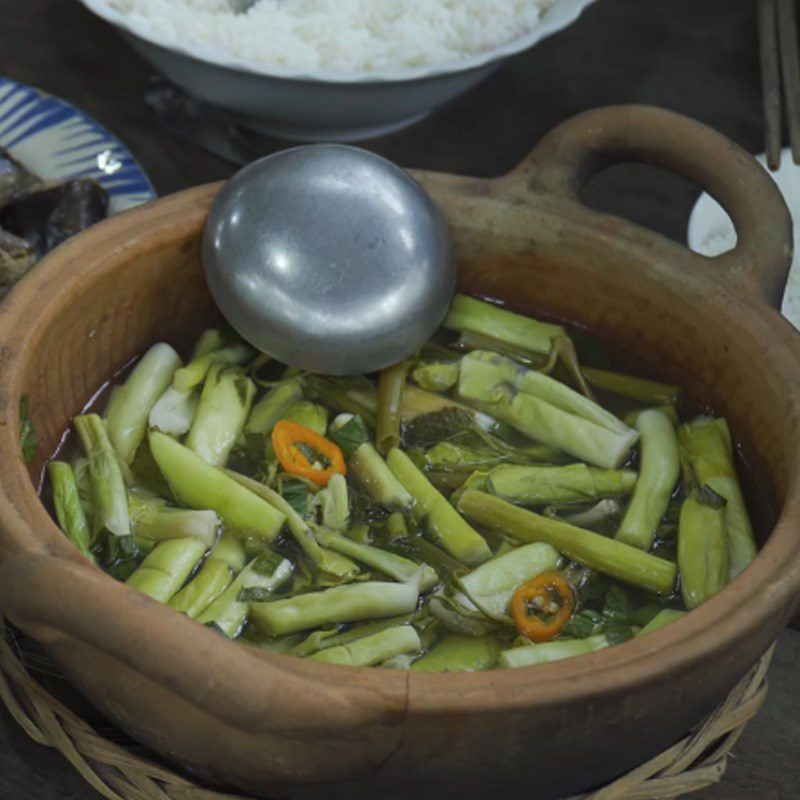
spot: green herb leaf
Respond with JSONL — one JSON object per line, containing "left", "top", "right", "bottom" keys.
{"left": 252, "top": 549, "right": 285, "bottom": 577}
{"left": 237, "top": 586, "right": 275, "bottom": 603}
{"left": 95, "top": 531, "right": 140, "bottom": 564}
{"left": 348, "top": 480, "right": 389, "bottom": 525}
{"left": 19, "top": 396, "right": 36, "bottom": 464}
{"left": 602, "top": 584, "right": 630, "bottom": 620}
{"left": 295, "top": 441, "right": 331, "bottom": 468}
{"left": 597, "top": 585, "right": 638, "bottom": 645}
{"left": 280, "top": 479, "right": 309, "bottom": 517}
{"left": 94, "top": 532, "right": 142, "bottom": 580}
{"left": 129, "top": 439, "right": 174, "bottom": 498}
{"left": 329, "top": 414, "right": 370, "bottom": 457}
{"left": 404, "top": 408, "right": 476, "bottom": 448}
{"left": 107, "top": 560, "right": 140, "bottom": 581}
{"left": 407, "top": 408, "right": 556, "bottom": 471}
{"left": 604, "top": 619, "right": 638, "bottom": 646}
{"left": 564, "top": 565, "right": 611, "bottom": 606}
{"left": 562, "top": 609, "right": 603, "bottom": 639}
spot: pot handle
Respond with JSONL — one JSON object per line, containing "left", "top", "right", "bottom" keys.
{"left": 506, "top": 105, "right": 793, "bottom": 307}
{"left": 0, "top": 552, "right": 402, "bottom": 737}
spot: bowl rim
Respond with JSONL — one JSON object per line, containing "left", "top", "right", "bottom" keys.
{"left": 78, "top": 0, "right": 597, "bottom": 85}
{"left": 0, "top": 180, "right": 798, "bottom": 720}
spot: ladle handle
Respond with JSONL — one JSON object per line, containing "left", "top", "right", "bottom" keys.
{"left": 508, "top": 105, "right": 793, "bottom": 308}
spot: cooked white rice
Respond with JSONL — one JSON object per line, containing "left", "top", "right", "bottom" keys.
{"left": 109, "top": 0, "right": 553, "bottom": 73}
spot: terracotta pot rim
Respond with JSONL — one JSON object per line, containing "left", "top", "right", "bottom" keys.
{"left": 1, "top": 175, "right": 798, "bottom": 719}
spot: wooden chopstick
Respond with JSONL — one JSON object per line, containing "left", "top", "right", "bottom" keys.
{"left": 778, "top": 0, "right": 800, "bottom": 164}
{"left": 758, "top": 0, "right": 782, "bottom": 170}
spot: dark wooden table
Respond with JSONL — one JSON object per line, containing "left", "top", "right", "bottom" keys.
{"left": 1, "top": 0, "right": 798, "bottom": 798}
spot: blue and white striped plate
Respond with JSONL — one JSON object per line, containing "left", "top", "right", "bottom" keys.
{"left": 0, "top": 77, "right": 155, "bottom": 212}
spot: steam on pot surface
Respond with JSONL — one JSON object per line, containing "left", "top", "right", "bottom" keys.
{"left": 43, "top": 294, "right": 757, "bottom": 671}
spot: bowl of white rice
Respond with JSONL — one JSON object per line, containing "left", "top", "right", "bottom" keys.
{"left": 79, "top": 0, "right": 597, "bottom": 141}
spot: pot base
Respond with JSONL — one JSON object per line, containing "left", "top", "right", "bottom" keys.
{"left": 0, "top": 615, "right": 776, "bottom": 800}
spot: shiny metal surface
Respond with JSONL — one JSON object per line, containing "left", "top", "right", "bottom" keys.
{"left": 203, "top": 145, "right": 455, "bottom": 374}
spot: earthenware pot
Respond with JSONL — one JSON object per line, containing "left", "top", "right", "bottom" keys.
{"left": 0, "top": 106, "right": 796, "bottom": 800}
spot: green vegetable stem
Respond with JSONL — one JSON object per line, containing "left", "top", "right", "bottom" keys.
{"left": 106, "top": 343, "right": 182, "bottom": 463}
{"left": 48, "top": 461, "right": 94, "bottom": 560}
{"left": 616, "top": 409, "right": 680, "bottom": 550}
{"left": 387, "top": 448, "right": 491, "bottom": 566}
{"left": 458, "top": 490, "right": 677, "bottom": 596}
{"left": 74, "top": 414, "right": 130, "bottom": 538}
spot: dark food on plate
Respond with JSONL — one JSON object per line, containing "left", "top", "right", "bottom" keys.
{"left": 0, "top": 149, "right": 108, "bottom": 293}
{"left": 0, "top": 227, "right": 36, "bottom": 288}
{"left": 45, "top": 295, "right": 756, "bottom": 671}
{"left": 1, "top": 178, "right": 109, "bottom": 255}
{"left": 0, "top": 149, "right": 40, "bottom": 205}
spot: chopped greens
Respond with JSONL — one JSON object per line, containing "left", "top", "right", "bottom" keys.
{"left": 44, "top": 294, "right": 755, "bottom": 670}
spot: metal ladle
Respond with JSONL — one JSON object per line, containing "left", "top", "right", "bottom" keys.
{"left": 203, "top": 145, "right": 455, "bottom": 375}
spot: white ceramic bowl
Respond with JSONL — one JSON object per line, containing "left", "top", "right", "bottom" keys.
{"left": 688, "top": 147, "right": 800, "bottom": 329}
{"left": 79, "top": 0, "right": 597, "bottom": 142}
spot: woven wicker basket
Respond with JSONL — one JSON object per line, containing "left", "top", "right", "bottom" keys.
{"left": 0, "top": 614, "right": 772, "bottom": 800}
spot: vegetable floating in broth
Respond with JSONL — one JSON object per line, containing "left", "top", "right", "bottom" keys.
{"left": 45, "top": 295, "right": 757, "bottom": 671}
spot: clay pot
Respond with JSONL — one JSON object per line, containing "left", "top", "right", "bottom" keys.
{"left": 0, "top": 106, "right": 797, "bottom": 800}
